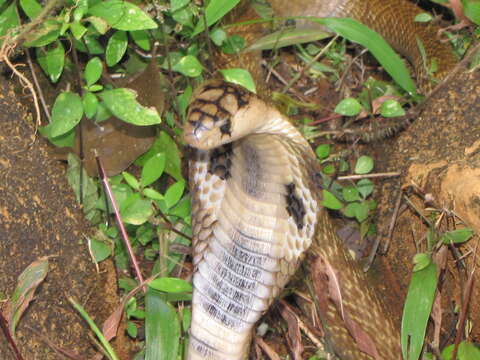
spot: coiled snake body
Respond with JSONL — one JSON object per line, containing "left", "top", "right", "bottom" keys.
{"left": 184, "top": 0, "right": 455, "bottom": 358}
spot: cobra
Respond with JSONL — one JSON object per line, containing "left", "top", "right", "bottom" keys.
{"left": 183, "top": 0, "right": 455, "bottom": 358}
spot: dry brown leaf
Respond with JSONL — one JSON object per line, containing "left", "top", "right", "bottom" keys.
{"left": 280, "top": 301, "right": 304, "bottom": 360}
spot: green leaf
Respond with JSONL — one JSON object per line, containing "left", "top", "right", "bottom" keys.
{"left": 380, "top": 99, "right": 405, "bottom": 117}
{"left": 210, "top": 28, "right": 227, "bottom": 46}
{"left": 23, "top": 20, "right": 60, "bottom": 47}
{"left": 315, "top": 144, "right": 330, "bottom": 159}
{"left": 342, "top": 186, "right": 360, "bottom": 202}
{"left": 464, "top": 0, "right": 480, "bottom": 25}
{"left": 86, "top": 16, "right": 109, "bottom": 34}
{"left": 343, "top": 202, "right": 358, "bottom": 218}
{"left": 221, "top": 34, "right": 245, "bottom": 54}
{"left": 353, "top": 201, "right": 369, "bottom": 222}
{"left": 84, "top": 56, "right": 103, "bottom": 87}
{"left": 171, "top": 0, "right": 190, "bottom": 12}
{"left": 89, "top": 238, "right": 111, "bottom": 262}
{"left": 141, "top": 153, "right": 166, "bottom": 187}
{"left": 49, "top": 92, "right": 83, "bottom": 137}
{"left": 247, "top": 28, "right": 331, "bottom": 52}
{"left": 73, "top": 0, "right": 88, "bottom": 22}
{"left": 357, "top": 179, "right": 374, "bottom": 198}
{"left": 70, "top": 21, "right": 88, "bottom": 40}
{"left": 441, "top": 228, "right": 474, "bottom": 244}
{"left": 88, "top": 0, "right": 157, "bottom": 31}
{"left": 310, "top": 17, "right": 417, "bottom": 96}
{"left": 106, "top": 30, "right": 128, "bottom": 67}
{"left": 354, "top": 155, "right": 374, "bottom": 174}
{"left": 130, "top": 29, "right": 151, "bottom": 51}
{"left": 122, "top": 171, "right": 140, "bottom": 191}
{"left": 145, "top": 289, "right": 180, "bottom": 360}
{"left": 172, "top": 55, "right": 203, "bottom": 77}
{"left": 148, "top": 277, "right": 192, "bottom": 293}
{"left": 127, "top": 321, "right": 138, "bottom": 338}
{"left": 442, "top": 341, "right": 480, "bottom": 360}
{"left": 192, "top": 0, "right": 241, "bottom": 36}
{"left": 0, "top": 3, "right": 20, "bottom": 43}
{"left": 121, "top": 193, "right": 153, "bottom": 225}
{"left": 414, "top": 13, "right": 433, "bottom": 22}
{"left": 401, "top": 261, "right": 437, "bottom": 360}
{"left": 83, "top": 92, "right": 98, "bottom": 119}
{"left": 143, "top": 188, "right": 164, "bottom": 201}
{"left": 164, "top": 181, "right": 186, "bottom": 209}
{"left": 6, "top": 258, "right": 49, "bottom": 335}
{"left": 36, "top": 41, "right": 65, "bottom": 83}
{"left": 412, "top": 253, "right": 431, "bottom": 272}
{"left": 220, "top": 68, "right": 256, "bottom": 93}
{"left": 334, "top": 98, "right": 362, "bottom": 116}
{"left": 100, "top": 88, "right": 161, "bottom": 125}
{"left": 20, "top": 0, "right": 42, "bottom": 19}
{"left": 322, "top": 190, "right": 343, "bottom": 210}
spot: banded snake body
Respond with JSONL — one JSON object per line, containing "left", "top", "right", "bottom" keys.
{"left": 183, "top": 0, "right": 456, "bottom": 358}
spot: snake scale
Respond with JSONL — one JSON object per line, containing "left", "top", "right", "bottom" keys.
{"left": 183, "top": 0, "right": 455, "bottom": 358}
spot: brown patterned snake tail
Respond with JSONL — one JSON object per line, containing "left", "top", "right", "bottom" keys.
{"left": 184, "top": 81, "right": 400, "bottom": 359}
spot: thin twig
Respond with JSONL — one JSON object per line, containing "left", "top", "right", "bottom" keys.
{"left": 154, "top": 206, "right": 193, "bottom": 242}
{"left": 26, "top": 49, "right": 51, "bottom": 122}
{"left": 382, "top": 189, "right": 404, "bottom": 254}
{"left": 95, "top": 155, "right": 145, "bottom": 289}
{"left": 337, "top": 171, "right": 401, "bottom": 181}
{"left": 363, "top": 235, "right": 382, "bottom": 272}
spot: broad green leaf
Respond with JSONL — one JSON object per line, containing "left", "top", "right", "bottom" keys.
{"left": 83, "top": 92, "right": 98, "bottom": 119}
{"left": 171, "top": 6, "right": 193, "bottom": 26}
{"left": 310, "top": 18, "right": 417, "bottom": 96}
{"left": 220, "top": 68, "right": 256, "bottom": 93}
{"left": 143, "top": 188, "right": 164, "bottom": 201}
{"left": 130, "top": 29, "right": 151, "bottom": 51}
{"left": 322, "top": 190, "right": 343, "bottom": 210}
{"left": 342, "top": 186, "right": 360, "bottom": 202}
{"left": 442, "top": 341, "right": 480, "bottom": 360}
{"left": 172, "top": 55, "right": 203, "bottom": 77}
{"left": 357, "top": 179, "right": 374, "bottom": 198}
{"left": 171, "top": 0, "right": 190, "bottom": 12}
{"left": 84, "top": 57, "right": 103, "bottom": 86}
{"left": 401, "top": 261, "right": 437, "bottom": 360}
{"left": 441, "top": 228, "right": 474, "bottom": 244}
{"left": 49, "top": 92, "right": 83, "bottom": 137}
{"left": 89, "top": 238, "right": 111, "bottom": 262}
{"left": 343, "top": 202, "right": 358, "bottom": 218}
{"left": 164, "top": 181, "right": 186, "bottom": 209}
{"left": 141, "top": 153, "right": 166, "bottom": 187}
{"left": 106, "top": 30, "right": 128, "bottom": 67}
{"left": 315, "top": 144, "right": 330, "bottom": 159}
{"left": 86, "top": 16, "right": 109, "bottom": 34}
{"left": 6, "top": 258, "right": 49, "bottom": 335}
{"left": 73, "top": 0, "right": 88, "bottom": 21}
{"left": 100, "top": 88, "right": 161, "bottom": 125}
{"left": 354, "top": 155, "right": 374, "bottom": 174}
{"left": 335, "top": 98, "right": 362, "bottom": 116}
{"left": 121, "top": 193, "right": 153, "bottom": 225}
{"left": 36, "top": 41, "right": 65, "bottom": 83}
{"left": 412, "top": 253, "right": 431, "bottom": 272}
{"left": 464, "top": 0, "right": 480, "bottom": 25}
{"left": 169, "top": 196, "right": 191, "bottom": 220}
{"left": 210, "top": 28, "right": 227, "bottom": 46}
{"left": 23, "top": 20, "right": 60, "bottom": 47}
{"left": 247, "top": 28, "right": 331, "bottom": 51}
{"left": 221, "top": 34, "right": 245, "bottom": 54}
{"left": 122, "top": 171, "right": 140, "bottom": 191}
{"left": 380, "top": 99, "right": 405, "bottom": 117}
{"left": 20, "top": 0, "right": 42, "bottom": 19}
{"left": 127, "top": 321, "right": 138, "bottom": 338}
{"left": 89, "top": 0, "right": 157, "bottom": 31}
{"left": 145, "top": 289, "right": 180, "bottom": 360}
{"left": 70, "top": 21, "right": 87, "bottom": 40}
{"left": 39, "top": 126, "right": 76, "bottom": 148}
{"left": 0, "top": 3, "right": 20, "bottom": 43}
{"left": 192, "top": 0, "right": 241, "bottom": 36}
{"left": 353, "top": 201, "right": 369, "bottom": 222}
{"left": 148, "top": 277, "right": 192, "bottom": 293}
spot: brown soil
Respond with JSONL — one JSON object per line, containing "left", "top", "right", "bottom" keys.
{"left": 0, "top": 81, "right": 132, "bottom": 359}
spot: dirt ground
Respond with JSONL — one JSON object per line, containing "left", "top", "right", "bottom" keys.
{"left": 0, "top": 81, "right": 131, "bottom": 359}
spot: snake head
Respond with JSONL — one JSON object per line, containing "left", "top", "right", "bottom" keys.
{"left": 184, "top": 81, "right": 268, "bottom": 150}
